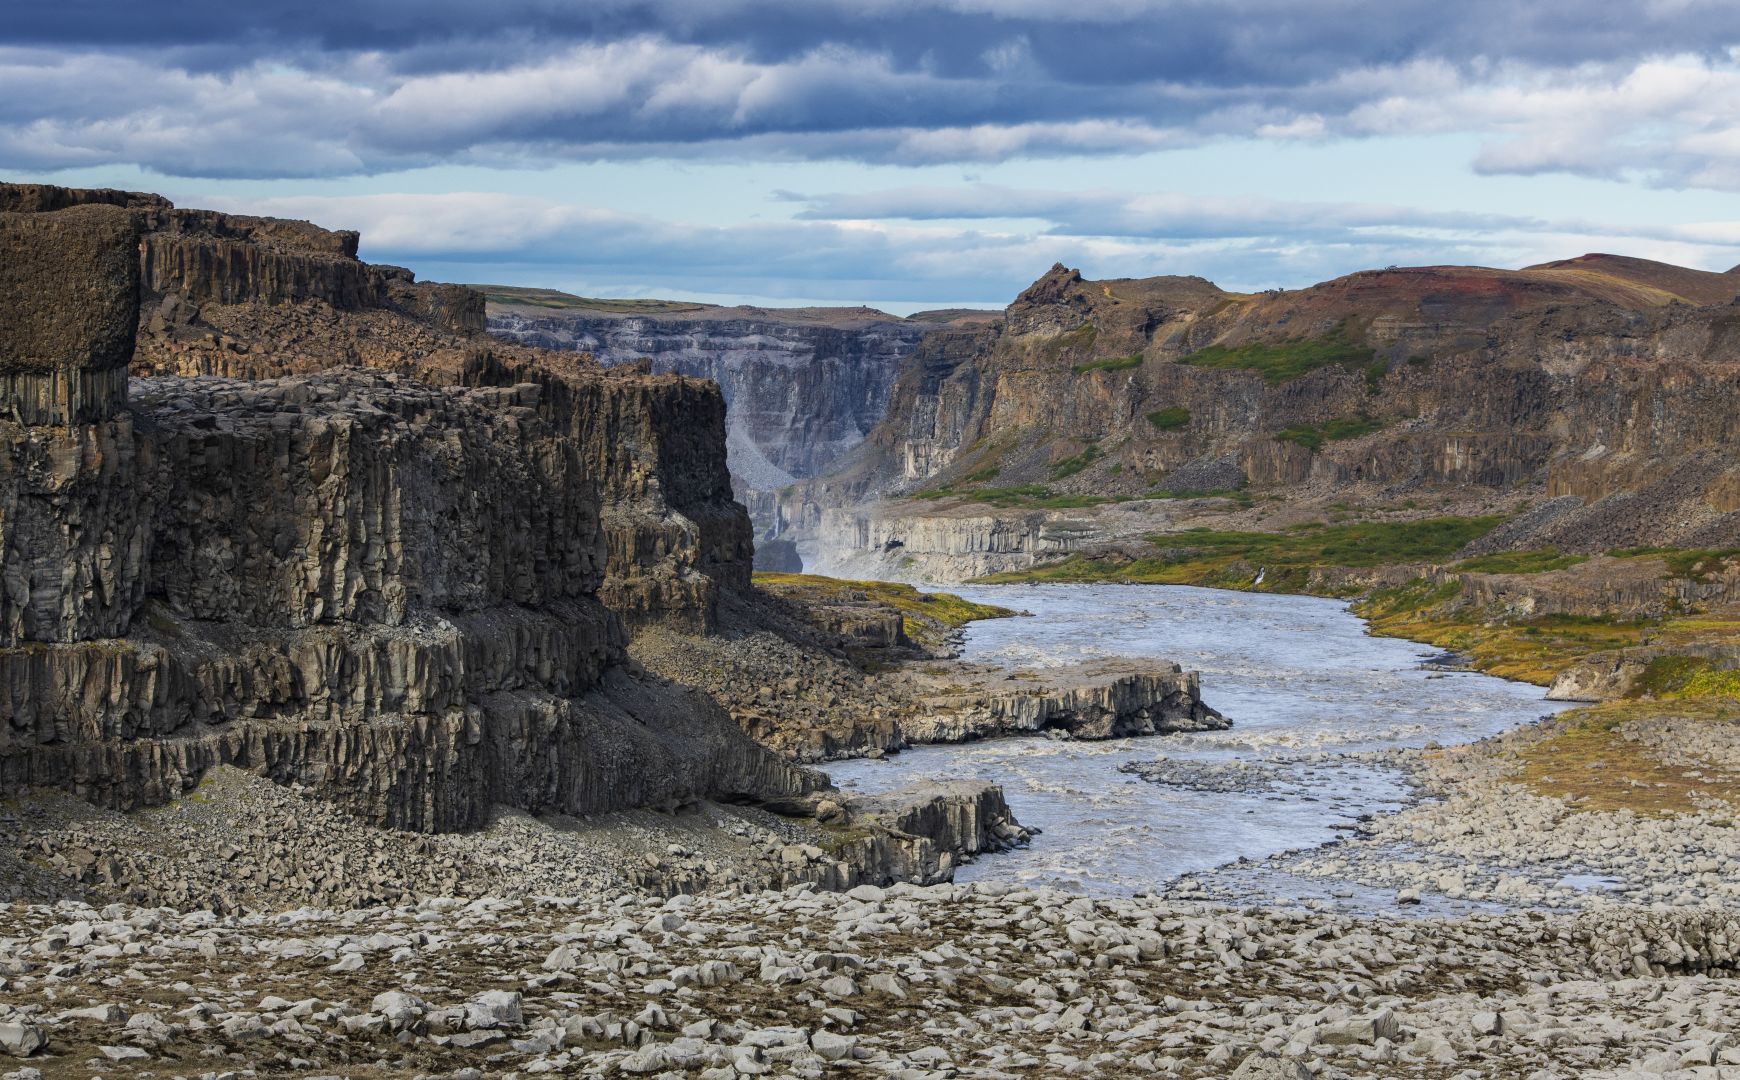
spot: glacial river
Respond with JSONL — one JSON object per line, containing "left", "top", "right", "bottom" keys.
{"left": 826, "top": 583, "right": 1565, "bottom": 898}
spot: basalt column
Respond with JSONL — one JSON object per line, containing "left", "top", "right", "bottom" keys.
{"left": 0, "top": 202, "right": 141, "bottom": 424}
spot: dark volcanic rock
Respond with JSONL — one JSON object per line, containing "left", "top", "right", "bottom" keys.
{"left": 0, "top": 182, "right": 811, "bottom": 832}
{"left": 488, "top": 297, "right": 935, "bottom": 535}
{"left": 0, "top": 203, "right": 141, "bottom": 423}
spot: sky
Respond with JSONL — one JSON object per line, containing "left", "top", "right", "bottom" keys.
{"left": 7, "top": 1, "right": 1740, "bottom": 313}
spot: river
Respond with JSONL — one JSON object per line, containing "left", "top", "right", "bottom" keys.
{"left": 825, "top": 582, "right": 1566, "bottom": 903}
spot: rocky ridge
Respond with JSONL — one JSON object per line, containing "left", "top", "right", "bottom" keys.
{"left": 787, "top": 257, "right": 1740, "bottom": 578}
{"left": 0, "top": 181, "right": 1027, "bottom": 892}
{"left": 486, "top": 289, "right": 949, "bottom": 544}
{"left": 630, "top": 586, "right": 1226, "bottom": 762}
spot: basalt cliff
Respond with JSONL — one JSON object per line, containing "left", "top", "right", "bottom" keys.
{"left": 0, "top": 183, "right": 1064, "bottom": 903}
{"left": 485, "top": 288, "right": 991, "bottom": 556}
{"left": 789, "top": 257, "right": 1740, "bottom": 578}
{"left": 0, "top": 183, "right": 822, "bottom": 836}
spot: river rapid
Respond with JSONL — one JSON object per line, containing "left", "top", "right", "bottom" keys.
{"left": 826, "top": 583, "right": 1567, "bottom": 907}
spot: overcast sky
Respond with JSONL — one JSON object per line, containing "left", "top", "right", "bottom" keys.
{"left": 8, "top": 1, "right": 1740, "bottom": 312}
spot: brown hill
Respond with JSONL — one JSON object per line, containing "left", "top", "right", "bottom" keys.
{"left": 791, "top": 251, "right": 1740, "bottom": 562}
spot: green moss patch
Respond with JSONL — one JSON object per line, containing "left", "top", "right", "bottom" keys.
{"left": 1073, "top": 353, "right": 1144, "bottom": 374}
{"left": 1178, "top": 320, "right": 1379, "bottom": 385}
{"left": 1050, "top": 444, "right": 1105, "bottom": 480}
{"left": 1454, "top": 548, "right": 1589, "bottom": 575}
{"left": 753, "top": 573, "right": 1016, "bottom": 650}
{"left": 1273, "top": 415, "right": 1383, "bottom": 452}
{"left": 1145, "top": 406, "right": 1190, "bottom": 430}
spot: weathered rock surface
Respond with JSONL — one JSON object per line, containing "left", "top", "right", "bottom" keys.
{"left": 0, "top": 202, "right": 140, "bottom": 424}
{"left": 0, "top": 370, "right": 807, "bottom": 828}
{"left": 0, "top": 882, "right": 1735, "bottom": 1078}
{"left": 901, "top": 661, "right": 1226, "bottom": 743}
{"left": 488, "top": 291, "right": 978, "bottom": 542}
{"left": 791, "top": 257, "right": 1740, "bottom": 575}
{"left": 0, "top": 181, "right": 1040, "bottom": 901}
{"left": 0, "top": 182, "right": 796, "bottom": 837}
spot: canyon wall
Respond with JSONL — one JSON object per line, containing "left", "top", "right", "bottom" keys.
{"left": 0, "top": 183, "right": 809, "bottom": 829}
{"left": 487, "top": 294, "right": 959, "bottom": 544}
{"left": 798, "top": 258, "right": 1740, "bottom": 576}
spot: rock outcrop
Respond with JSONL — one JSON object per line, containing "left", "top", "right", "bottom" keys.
{"left": 0, "top": 202, "right": 140, "bottom": 423}
{"left": 0, "top": 181, "right": 1052, "bottom": 898}
{"left": 793, "top": 257, "right": 1740, "bottom": 575}
{"left": 0, "top": 183, "right": 806, "bottom": 833}
{"left": 899, "top": 662, "right": 1225, "bottom": 744}
{"left": 486, "top": 291, "right": 959, "bottom": 544}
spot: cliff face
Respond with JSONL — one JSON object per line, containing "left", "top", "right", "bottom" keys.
{"left": 487, "top": 294, "right": 941, "bottom": 543}
{"left": 0, "top": 183, "right": 805, "bottom": 829}
{"left": 799, "top": 257, "right": 1740, "bottom": 572}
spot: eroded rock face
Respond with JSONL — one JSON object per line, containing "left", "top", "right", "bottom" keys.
{"left": 900, "top": 663, "right": 1225, "bottom": 744}
{"left": 794, "top": 256, "right": 1740, "bottom": 570}
{"left": 489, "top": 298, "right": 936, "bottom": 539}
{"left": 0, "top": 182, "right": 803, "bottom": 831}
{"left": 0, "top": 371, "right": 810, "bottom": 828}
{"left": 0, "top": 203, "right": 141, "bottom": 424}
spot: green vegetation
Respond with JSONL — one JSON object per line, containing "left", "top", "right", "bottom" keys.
{"left": 1632, "top": 656, "right": 1740, "bottom": 700}
{"left": 1273, "top": 415, "right": 1383, "bottom": 452}
{"left": 1177, "top": 319, "right": 1379, "bottom": 385}
{"left": 1359, "top": 570, "right": 1740, "bottom": 688}
{"left": 1513, "top": 703, "right": 1738, "bottom": 816}
{"left": 1145, "top": 406, "right": 1190, "bottom": 431}
{"left": 1406, "top": 354, "right": 1432, "bottom": 368}
{"left": 752, "top": 573, "right": 1016, "bottom": 650}
{"left": 976, "top": 516, "right": 1502, "bottom": 592}
{"left": 911, "top": 484, "right": 1123, "bottom": 510}
{"left": 1453, "top": 548, "right": 1589, "bottom": 575}
{"left": 961, "top": 465, "right": 1001, "bottom": 484}
{"left": 1357, "top": 594, "right": 1649, "bottom": 686}
{"left": 1611, "top": 547, "right": 1740, "bottom": 581}
{"left": 1042, "top": 321, "right": 1098, "bottom": 361}
{"left": 1144, "top": 487, "right": 1256, "bottom": 507}
{"left": 1050, "top": 444, "right": 1104, "bottom": 480}
{"left": 471, "top": 285, "right": 712, "bottom": 314}
{"left": 1072, "top": 353, "right": 1144, "bottom": 375}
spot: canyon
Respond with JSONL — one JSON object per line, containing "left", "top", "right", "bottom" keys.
{"left": 3, "top": 184, "right": 1738, "bottom": 1080}
{"left": 485, "top": 289, "right": 992, "bottom": 552}
{"left": 763, "top": 258, "right": 1740, "bottom": 578}
{"left": 0, "top": 182, "right": 1109, "bottom": 901}
{"left": 1, "top": 183, "right": 1255, "bottom": 912}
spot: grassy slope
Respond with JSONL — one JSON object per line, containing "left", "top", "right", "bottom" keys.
{"left": 978, "top": 522, "right": 1740, "bottom": 696}
{"left": 977, "top": 517, "right": 1502, "bottom": 594}
{"left": 753, "top": 573, "right": 1016, "bottom": 649}
{"left": 1511, "top": 702, "right": 1738, "bottom": 816}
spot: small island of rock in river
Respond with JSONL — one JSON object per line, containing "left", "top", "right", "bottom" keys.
{"left": 3, "top": 8, "right": 1740, "bottom": 1075}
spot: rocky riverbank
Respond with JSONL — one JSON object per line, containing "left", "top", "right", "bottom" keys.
{"left": 0, "top": 766, "right": 1030, "bottom": 912}
{"left": 0, "top": 882, "right": 1735, "bottom": 1079}
{"left": 1166, "top": 705, "right": 1740, "bottom": 915}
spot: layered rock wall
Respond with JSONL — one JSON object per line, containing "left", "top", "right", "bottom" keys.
{"left": 0, "top": 182, "right": 811, "bottom": 832}
{"left": 489, "top": 302, "right": 934, "bottom": 541}
{"left": 797, "top": 259, "right": 1740, "bottom": 571}
{"left": 900, "top": 664, "right": 1225, "bottom": 744}
{"left": 0, "top": 372, "right": 810, "bottom": 828}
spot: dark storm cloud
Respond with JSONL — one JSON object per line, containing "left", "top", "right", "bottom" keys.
{"left": 6, "top": 1, "right": 1740, "bottom": 185}
{"left": 13, "top": 2, "right": 1740, "bottom": 77}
